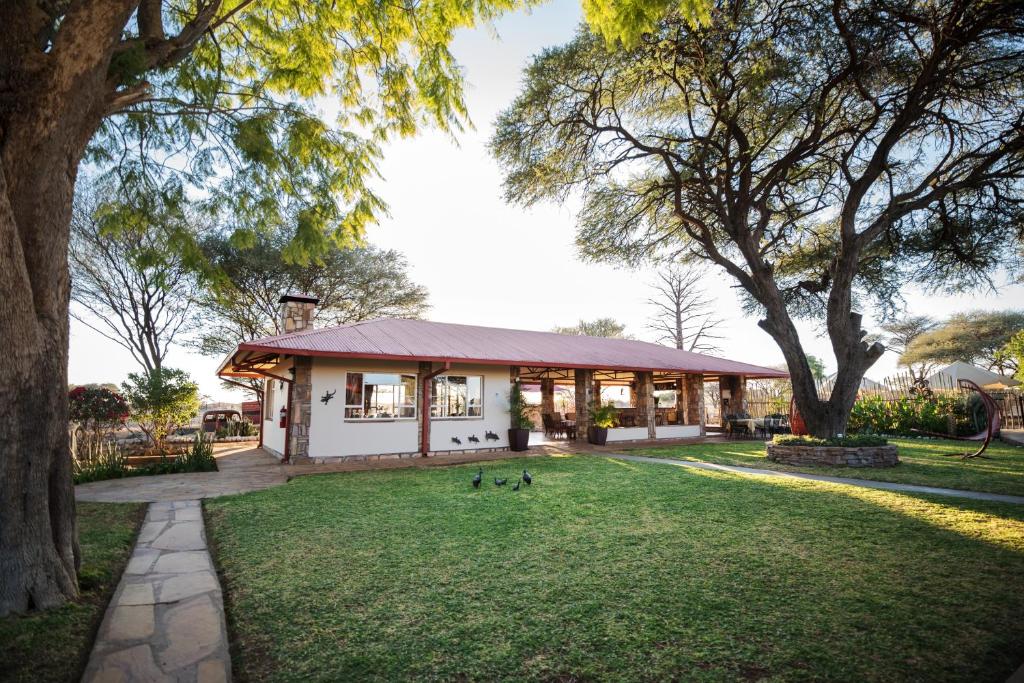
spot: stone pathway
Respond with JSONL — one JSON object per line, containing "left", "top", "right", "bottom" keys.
{"left": 82, "top": 500, "right": 231, "bottom": 683}
{"left": 75, "top": 445, "right": 288, "bottom": 503}
{"left": 600, "top": 453, "right": 1024, "bottom": 505}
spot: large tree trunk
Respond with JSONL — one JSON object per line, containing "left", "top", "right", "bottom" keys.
{"left": 0, "top": 0, "right": 137, "bottom": 616}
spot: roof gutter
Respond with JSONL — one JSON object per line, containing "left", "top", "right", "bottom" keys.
{"left": 420, "top": 361, "right": 450, "bottom": 456}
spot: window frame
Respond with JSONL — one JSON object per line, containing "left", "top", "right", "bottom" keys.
{"left": 343, "top": 371, "right": 418, "bottom": 422}
{"left": 430, "top": 374, "right": 485, "bottom": 420}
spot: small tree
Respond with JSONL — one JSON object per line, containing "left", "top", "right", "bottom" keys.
{"left": 509, "top": 382, "right": 533, "bottom": 430}
{"left": 647, "top": 266, "right": 723, "bottom": 352}
{"left": 122, "top": 369, "right": 200, "bottom": 452}
{"left": 877, "top": 316, "right": 938, "bottom": 382}
{"left": 68, "top": 386, "right": 129, "bottom": 448}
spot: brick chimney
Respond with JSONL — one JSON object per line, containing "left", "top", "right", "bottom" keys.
{"left": 278, "top": 292, "right": 319, "bottom": 334}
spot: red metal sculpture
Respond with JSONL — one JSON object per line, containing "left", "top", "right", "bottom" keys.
{"left": 912, "top": 378, "right": 1000, "bottom": 459}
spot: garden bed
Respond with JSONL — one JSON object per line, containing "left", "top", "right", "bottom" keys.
{"left": 766, "top": 441, "right": 900, "bottom": 467}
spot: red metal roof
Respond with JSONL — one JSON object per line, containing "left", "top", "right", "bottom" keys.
{"left": 229, "top": 318, "right": 788, "bottom": 378}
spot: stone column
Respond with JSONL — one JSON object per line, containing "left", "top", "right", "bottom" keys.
{"left": 635, "top": 371, "right": 657, "bottom": 439}
{"left": 684, "top": 373, "right": 705, "bottom": 435}
{"left": 675, "top": 378, "right": 687, "bottom": 424}
{"left": 288, "top": 357, "right": 313, "bottom": 462}
{"left": 719, "top": 375, "right": 747, "bottom": 414}
{"left": 418, "top": 361, "right": 433, "bottom": 453}
{"left": 540, "top": 378, "right": 555, "bottom": 416}
{"left": 278, "top": 292, "right": 318, "bottom": 332}
{"left": 574, "top": 369, "right": 594, "bottom": 437}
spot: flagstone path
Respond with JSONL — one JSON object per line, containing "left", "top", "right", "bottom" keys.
{"left": 82, "top": 500, "right": 230, "bottom": 683}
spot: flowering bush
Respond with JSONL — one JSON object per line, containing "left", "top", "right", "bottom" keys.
{"left": 68, "top": 385, "right": 129, "bottom": 445}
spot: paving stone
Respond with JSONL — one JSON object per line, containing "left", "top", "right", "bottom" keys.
{"left": 152, "top": 551, "right": 212, "bottom": 574}
{"left": 150, "top": 522, "right": 205, "bottom": 551}
{"left": 196, "top": 657, "right": 230, "bottom": 683}
{"left": 103, "top": 604, "right": 155, "bottom": 641}
{"left": 118, "top": 582, "right": 156, "bottom": 606}
{"left": 125, "top": 547, "right": 161, "bottom": 575}
{"left": 157, "top": 596, "right": 223, "bottom": 671}
{"left": 173, "top": 506, "right": 203, "bottom": 521}
{"left": 174, "top": 500, "right": 200, "bottom": 509}
{"left": 158, "top": 572, "right": 219, "bottom": 603}
{"left": 84, "top": 644, "right": 171, "bottom": 683}
{"left": 137, "top": 521, "right": 167, "bottom": 543}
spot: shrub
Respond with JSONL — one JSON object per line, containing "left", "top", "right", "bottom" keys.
{"left": 588, "top": 401, "right": 617, "bottom": 429}
{"left": 509, "top": 382, "right": 533, "bottom": 430}
{"left": 73, "top": 439, "right": 130, "bottom": 484}
{"left": 68, "top": 385, "right": 129, "bottom": 446}
{"left": 122, "top": 368, "right": 200, "bottom": 451}
{"left": 848, "top": 393, "right": 979, "bottom": 437}
{"left": 773, "top": 434, "right": 889, "bottom": 447}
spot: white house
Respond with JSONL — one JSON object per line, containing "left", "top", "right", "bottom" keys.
{"left": 217, "top": 294, "right": 787, "bottom": 462}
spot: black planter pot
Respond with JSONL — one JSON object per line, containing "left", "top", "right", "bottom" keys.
{"left": 508, "top": 428, "right": 530, "bottom": 451}
{"left": 588, "top": 426, "right": 609, "bottom": 446}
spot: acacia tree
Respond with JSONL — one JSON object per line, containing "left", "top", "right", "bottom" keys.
{"left": 70, "top": 183, "right": 198, "bottom": 378}
{"left": 903, "top": 310, "right": 1024, "bottom": 376}
{"left": 195, "top": 230, "right": 429, "bottom": 398}
{"left": 877, "top": 315, "right": 938, "bottom": 381}
{"left": 647, "top": 266, "right": 723, "bottom": 352}
{"left": 493, "top": 0, "right": 1024, "bottom": 437}
{"left": 552, "top": 318, "right": 631, "bottom": 338}
{"left": 0, "top": 0, "right": 520, "bottom": 615}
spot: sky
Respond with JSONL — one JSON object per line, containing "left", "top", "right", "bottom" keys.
{"left": 68, "top": 0, "right": 1024, "bottom": 402}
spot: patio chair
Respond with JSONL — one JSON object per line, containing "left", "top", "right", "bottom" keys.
{"left": 541, "top": 414, "right": 561, "bottom": 439}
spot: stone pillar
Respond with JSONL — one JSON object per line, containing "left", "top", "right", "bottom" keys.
{"left": 635, "top": 371, "right": 657, "bottom": 439}
{"left": 593, "top": 379, "right": 602, "bottom": 407}
{"left": 675, "top": 378, "right": 687, "bottom": 424}
{"left": 418, "top": 361, "right": 433, "bottom": 453}
{"left": 278, "top": 292, "right": 319, "bottom": 333}
{"left": 288, "top": 357, "right": 313, "bottom": 462}
{"left": 684, "top": 373, "right": 705, "bottom": 435}
{"left": 719, "top": 375, "right": 747, "bottom": 414}
{"left": 574, "top": 369, "right": 594, "bottom": 437}
{"left": 540, "top": 378, "right": 555, "bottom": 416}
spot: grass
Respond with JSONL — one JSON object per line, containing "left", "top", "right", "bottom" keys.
{"left": 206, "top": 455, "right": 1024, "bottom": 681}
{"left": 632, "top": 437, "right": 1024, "bottom": 497}
{"left": 0, "top": 502, "right": 144, "bottom": 683}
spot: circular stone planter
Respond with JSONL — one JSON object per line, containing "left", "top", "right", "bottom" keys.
{"left": 766, "top": 443, "right": 899, "bottom": 468}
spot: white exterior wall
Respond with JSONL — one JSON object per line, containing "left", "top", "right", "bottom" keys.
{"left": 605, "top": 427, "right": 651, "bottom": 442}
{"left": 427, "top": 364, "right": 511, "bottom": 452}
{"left": 308, "top": 359, "right": 512, "bottom": 458}
{"left": 656, "top": 425, "right": 701, "bottom": 439}
{"left": 261, "top": 359, "right": 293, "bottom": 458}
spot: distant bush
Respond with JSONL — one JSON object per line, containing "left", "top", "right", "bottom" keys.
{"left": 773, "top": 434, "right": 889, "bottom": 448}
{"left": 122, "top": 368, "right": 200, "bottom": 451}
{"left": 69, "top": 386, "right": 129, "bottom": 446}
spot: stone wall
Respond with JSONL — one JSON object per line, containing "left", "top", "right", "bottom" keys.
{"left": 288, "top": 357, "right": 313, "bottom": 462}
{"left": 766, "top": 443, "right": 899, "bottom": 468}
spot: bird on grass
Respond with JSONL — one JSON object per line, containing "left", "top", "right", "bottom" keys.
{"left": 522, "top": 469, "right": 532, "bottom": 485}
{"left": 472, "top": 468, "right": 482, "bottom": 489}
{"left": 494, "top": 477, "right": 507, "bottom": 486}
{"left": 512, "top": 478, "right": 521, "bottom": 491}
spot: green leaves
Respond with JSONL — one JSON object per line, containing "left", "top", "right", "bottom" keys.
{"left": 583, "top": 0, "right": 710, "bottom": 47}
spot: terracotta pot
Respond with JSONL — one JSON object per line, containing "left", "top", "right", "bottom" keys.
{"left": 588, "top": 426, "right": 609, "bottom": 445}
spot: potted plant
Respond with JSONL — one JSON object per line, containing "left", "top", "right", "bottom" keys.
{"left": 587, "top": 401, "right": 617, "bottom": 445}
{"left": 508, "top": 382, "right": 532, "bottom": 451}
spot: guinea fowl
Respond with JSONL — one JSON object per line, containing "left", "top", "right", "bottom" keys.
{"left": 522, "top": 469, "right": 532, "bottom": 485}
{"left": 494, "top": 477, "right": 507, "bottom": 486}
{"left": 512, "top": 478, "right": 521, "bottom": 491}
{"left": 472, "top": 468, "right": 482, "bottom": 489}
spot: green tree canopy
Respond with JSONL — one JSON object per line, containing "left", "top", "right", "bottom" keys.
{"left": 492, "top": 0, "right": 1024, "bottom": 436}
{"left": 902, "top": 311, "right": 1024, "bottom": 377}
{"left": 195, "top": 229, "right": 429, "bottom": 397}
{"left": 553, "top": 318, "right": 631, "bottom": 338}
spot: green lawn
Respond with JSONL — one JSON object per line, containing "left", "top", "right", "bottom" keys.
{"left": 0, "top": 502, "right": 144, "bottom": 683}
{"left": 631, "top": 437, "right": 1024, "bottom": 497}
{"left": 206, "top": 455, "right": 1024, "bottom": 682}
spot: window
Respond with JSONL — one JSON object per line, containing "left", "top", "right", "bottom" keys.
{"left": 431, "top": 375, "right": 483, "bottom": 418}
{"left": 344, "top": 372, "right": 417, "bottom": 419}
{"left": 264, "top": 379, "right": 275, "bottom": 420}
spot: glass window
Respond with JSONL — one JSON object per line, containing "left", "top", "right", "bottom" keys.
{"left": 344, "top": 372, "right": 417, "bottom": 419}
{"left": 264, "top": 379, "right": 275, "bottom": 420}
{"left": 431, "top": 375, "right": 483, "bottom": 418}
